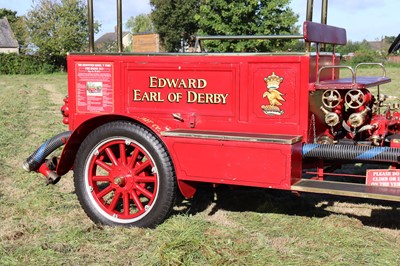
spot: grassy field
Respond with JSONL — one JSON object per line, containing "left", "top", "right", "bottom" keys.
{"left": 1, "top": 68, "right": 400, "bottom": 265}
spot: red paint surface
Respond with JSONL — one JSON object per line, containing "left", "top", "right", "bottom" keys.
{"left": 62, "top": 54, "right": 309, "bottom": 191}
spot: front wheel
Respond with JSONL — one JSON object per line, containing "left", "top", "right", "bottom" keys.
{"left": 74, "top": 121, "right": 176, "bottom": 228}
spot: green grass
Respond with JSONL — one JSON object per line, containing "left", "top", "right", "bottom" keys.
{"left": 1, "top": 68, "right": 400, "bottom": 265}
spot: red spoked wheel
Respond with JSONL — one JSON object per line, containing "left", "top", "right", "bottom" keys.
{"left": 74, "top": 121, "right": 176, "bottom": 227}
{"left": 87, "top": 138, "right": 158, "bottom": 220}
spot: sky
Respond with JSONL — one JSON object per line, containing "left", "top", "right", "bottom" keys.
{"left": 1, "top": 0, "right": 398, "bottom": 42}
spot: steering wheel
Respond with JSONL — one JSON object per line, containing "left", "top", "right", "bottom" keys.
{"left": 388, "top": 34, "right": 400, "bottom": 54}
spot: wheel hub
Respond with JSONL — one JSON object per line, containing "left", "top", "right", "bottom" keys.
{"left": 113, "top": 176, "right": 125, "bottom": 186}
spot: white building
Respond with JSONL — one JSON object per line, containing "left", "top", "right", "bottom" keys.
{"left": 0, "top": 17, "right": 19, "bottom": 54}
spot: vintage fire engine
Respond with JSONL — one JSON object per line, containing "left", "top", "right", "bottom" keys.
{"left": 23, "top": 0, "right": 400, "bottom": 227}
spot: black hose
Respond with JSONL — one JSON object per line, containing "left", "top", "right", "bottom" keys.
{"left": 303, "top": 143, "right": 400, "bottom": 163}
{"left": 22, "top": 131, "right": 72, "bottom": 172}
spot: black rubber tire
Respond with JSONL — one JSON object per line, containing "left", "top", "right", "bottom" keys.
{"left": 74, "top": 121, "right": 176, "bottom": 228}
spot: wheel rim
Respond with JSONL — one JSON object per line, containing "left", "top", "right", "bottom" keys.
{"left": 84, "top": 137, "right": 159, "bottom": 223}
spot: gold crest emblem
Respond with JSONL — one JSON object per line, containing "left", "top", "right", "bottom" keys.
{"left": 261, "top": 72, "right": 285, "bottom": 115}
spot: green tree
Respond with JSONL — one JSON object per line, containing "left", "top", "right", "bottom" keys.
{"left": 195, "top": 0, "right": 299, "bottom": 52}
{"left": 150, "top": 0, "right": 199, "bottom": 52}
{"left": 383, "top": 35, "right": 399, "bottom": 55}
{"left": 335, "top": 40, "right": 376, "bottom": 56}
{"left": 0, "top": 8, "right": 18, "bottom": 23}
{"left": 126, "top": 13, "right": 154, "bottom": 34}
{"left": 25, "top": 0, "right": 99, "bottom": 68}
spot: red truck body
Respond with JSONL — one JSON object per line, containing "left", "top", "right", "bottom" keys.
{"left": 62, "top": 53, "right": 310, "bottom": 190}
{"left": 23, "top": 5, "right": 400, "bottom": 227}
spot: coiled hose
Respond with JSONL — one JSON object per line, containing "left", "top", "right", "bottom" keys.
{"left": 303, "top": 143, "right": 400, "bottom": 163}
{"left": 22, "top": 131, "right": 72, "bottom": 172}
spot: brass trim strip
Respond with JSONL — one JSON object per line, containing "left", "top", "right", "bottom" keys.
{"left": 292, "top": 179, "right": 400, "bottom": 202}
{"left": 161, "top": 130, "right": 302, "bottom": 144}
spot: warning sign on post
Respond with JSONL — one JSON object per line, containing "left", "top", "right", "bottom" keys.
{"left": 76, "top": 62, "right": 114, "bottom": 113}
{"left": 366, "top": 169, "right": 400, "bottom": 187}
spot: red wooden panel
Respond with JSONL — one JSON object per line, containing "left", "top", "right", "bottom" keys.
{"left": 164, "top": 136, "right": 302, "bottom": 189}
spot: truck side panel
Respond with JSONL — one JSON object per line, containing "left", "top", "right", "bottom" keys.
{"left": 66, "top": 54, "right": 309, "bottom": 189}
{"left": 163, "top": 134, "right": 303, "bottom": 189}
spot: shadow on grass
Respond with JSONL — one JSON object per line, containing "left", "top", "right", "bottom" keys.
{"left": 173, "top": 184, "right": 400, "bottom": 230}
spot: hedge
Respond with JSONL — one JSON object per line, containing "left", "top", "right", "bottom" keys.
{"left": 0, "top": 53, "right": 58, "bottom": 74}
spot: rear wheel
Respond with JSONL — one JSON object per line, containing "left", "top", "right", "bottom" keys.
{"left": 74, "top": 121, "right": 176, "bottom": 228}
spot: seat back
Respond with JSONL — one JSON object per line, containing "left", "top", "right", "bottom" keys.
{"left": 303, "top": 21, "right": 347, "bottom": 45}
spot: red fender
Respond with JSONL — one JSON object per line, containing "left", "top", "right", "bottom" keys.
{"left": 56, "top": 114, "right": 170, "bottom": 175}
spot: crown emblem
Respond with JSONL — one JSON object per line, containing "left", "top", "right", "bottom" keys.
{"left": 261, "top": 72, "right": 285, "bottom": 116}
{"left": 264, "top": 72, "right": 283, "bottom": 89}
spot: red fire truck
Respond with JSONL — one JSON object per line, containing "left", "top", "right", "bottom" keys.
{"left": 23, "top": 0, "right": 400, "bottom": 227}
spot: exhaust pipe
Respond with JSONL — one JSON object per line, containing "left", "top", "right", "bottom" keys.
{"left": 22, "top": 131, "right": 72, "bottom": 184}
{"left": 37, "top": 157, "right": 61, "bottom": 185}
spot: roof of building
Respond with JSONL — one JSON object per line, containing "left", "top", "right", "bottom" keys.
{"left": 95, "top": 31, "right": 131, "bottom": 46}
{"left": 132, "top": 31, "right": 157, "bottom": 36}
{"left": 368, "top": 41, "right": 384, "bottom": 51}
{"left": 0, "top": 17, "right": 18, "bottom": 48}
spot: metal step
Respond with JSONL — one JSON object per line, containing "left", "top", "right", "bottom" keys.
{"left": 291, "top": 179, "right": 400, "bottom": 202}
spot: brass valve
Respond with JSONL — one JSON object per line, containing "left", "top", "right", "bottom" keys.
{"left": 320, "top": 106, "right": 340, "bottom": 127}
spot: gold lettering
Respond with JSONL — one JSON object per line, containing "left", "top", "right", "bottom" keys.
{"left": 133, "top": 90, "right": 142, "bottom": 101}
{"left": 167, "top": 92, "right": 183, "bottom": 102}
{"left": 142, "top": 92, "right": 150, "bottom": 101}
{"left": 198, "top": 79, "right": 207, "bottom": 89}
{"left": 213, "top": 93, "right": 229, "bottom": 104}
{"left": 149, "top": 92, "right": 164, "bottom": 102}
{"left": 220, "top": 94, "right": 228, "bottom": 104}
{"left": 206, "top": 93, "right": 214, "bottom": 103}
{"left": 187, "top": 91, "right": 196, "bottom": 103}
{"left": 133, "top": 90, "right": 164, "bottom": 102}
{"left": 178, "top": 79, "right": 187, "bottom": 88}
{"left": 166, "top": 79, "right": 178, "bottom": 88}
{"left": 158, "top": 78, "right": 167, "bottom": 88}
{"left": 197, "top": 93, "right": 205, "bottom": 103}
{"left": 149, "top": 77, "right": 157, "bottom": 88}
{"left": 187, "top": 91, "right": 229, "bottom": 104}
{"left": 188, "top": 79, "right": 196, "bottom": 89}
{"left": 148, "top": 76, "right": 208, "bottom": 89}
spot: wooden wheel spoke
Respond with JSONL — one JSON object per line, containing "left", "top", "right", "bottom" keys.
{"left": 95, "top": 159, "right": 113, "bottom": 172}
{"left": 92, "top": 175, "right": 110, "bottom": 182}
{"left": 135, "top": 175, "right": 156, "bottom": 183}
{"left": 108, "top": 190, "right": 121, "bottom": 211}
{"left": 127, "top": 148, "right": 140, "bottom": 168}
{"left": 119, "top": 143, "right": 127, "bottom": 165}
{"left": 123, "top": 192, "right": 130, "bottom": 215}
{"left": 96, "top": 185, "right": 114, "bottom": 199}
{"left": 105, "top": 147, "right": 119, "bottom": 166}
{"left": 134, "top": 161, "right": 151, "bottom": 175}
{"left": 135, "top": 184, "right": 153, "bottom": 199}
{"left": 130, "top": 191, "right": 144, "bottom": 212}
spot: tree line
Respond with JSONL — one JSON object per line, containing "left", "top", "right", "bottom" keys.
{"left": 1, "top": 0, "right": 98, "bottom": 73}
{"left": 0, "top": 0, "right": 398, "bottom": 74}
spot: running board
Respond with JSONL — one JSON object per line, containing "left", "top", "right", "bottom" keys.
{"left": 291, "top": 179, "right": 400, "bottom": 202}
